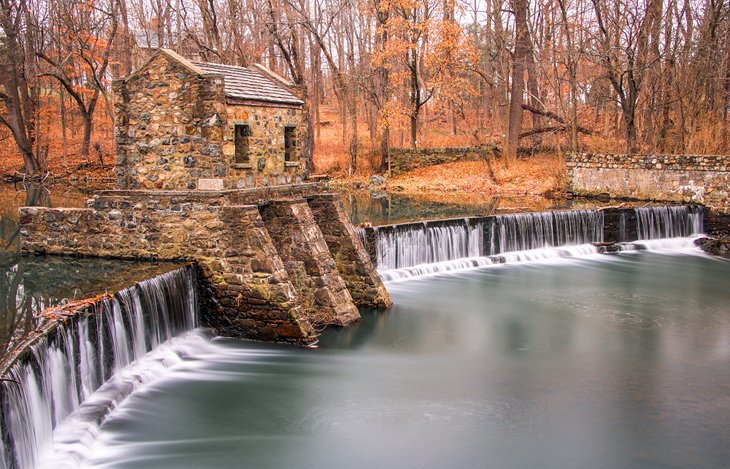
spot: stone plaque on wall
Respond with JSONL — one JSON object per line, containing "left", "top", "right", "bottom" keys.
{"left": 198, "top": 178, "right": 225, "bottom": 191}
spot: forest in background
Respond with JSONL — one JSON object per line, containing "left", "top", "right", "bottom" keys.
{"left": 1, "top": 0, "right": 730, "bottom": 179}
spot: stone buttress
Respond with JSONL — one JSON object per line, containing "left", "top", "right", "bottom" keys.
{"left": 308, "top": 194, "right": 393, "bottom": 309}
{"left": 260, "top": 199, "right": 360, "bottom": 327}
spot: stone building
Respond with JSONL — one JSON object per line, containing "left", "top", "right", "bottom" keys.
{"left": 113, "top": 48, "right": 308, "bottom": 190}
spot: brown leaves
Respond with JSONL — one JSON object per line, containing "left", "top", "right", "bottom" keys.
{"left": 37, "top": 294, "right": 110, "bottom": 322}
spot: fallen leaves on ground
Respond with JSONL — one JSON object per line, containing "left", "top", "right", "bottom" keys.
{"left": 387, "top": 155, "right": 566, "bottom": 201}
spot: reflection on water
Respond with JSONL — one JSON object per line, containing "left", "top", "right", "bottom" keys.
{"left": 342, "top": 191, "right": 621, "bottom": 226}
{"left": 80, "top": 252, "right": 730, "bottom": 469}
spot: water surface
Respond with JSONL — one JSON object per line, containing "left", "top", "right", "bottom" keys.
{"left": 82, "top": 251, "right": 730, "bottom": 468}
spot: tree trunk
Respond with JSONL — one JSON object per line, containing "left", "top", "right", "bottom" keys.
{"left": 505, "top": 0, "right": 529, "bottom": 164}
{"left": 0, "top": 1, "right": 40, "bottom": 175}
{"left": 623, "top": 106, "right": 637, "bottom": 154}
{"left": 409, "top": 46, "right": 420, "bottom": 149}
{"left": 60, "top": 87, "right": 68, "bottom": 169}
{"left": 348, "top": 96, "right": 357, "bottom": 175}
{"left": 526, "top": 50, "right": 542, "bottom": 146}
{"left": 410, "top": 113, "right": 418, "bottom": 149}
{"left": 81, "top": 112, "right": 94, "bottom": 160}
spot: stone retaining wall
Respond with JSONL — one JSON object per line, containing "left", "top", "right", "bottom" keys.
{"left": 91, "top": 182, "right": 326, "bottom": 210}
{"left": 566, "top": 152, "right": 730, "bottom": 208}
{"left": 705, "top": 208, "right": 730, "bottom": 236}
{"left": 309, "top": 195, "right": 393, "bottom": 309}
{"left": 19, "top": 191, "right": 390, "bottom": 344}
{"left": 390, "top": 147, "right": 488, "bottom": 175}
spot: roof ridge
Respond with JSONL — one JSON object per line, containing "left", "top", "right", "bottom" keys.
{"left": 252, "top": 63, "right": 295, "bottom": 88}
{"left": 122, "top": 48, "right": 205, "bottom": 82}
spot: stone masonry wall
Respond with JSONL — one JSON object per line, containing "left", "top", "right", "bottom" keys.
{"left": 308, "top": 195, "right": 393, "bottom": 309}
{"left": 260, "top": 200, "right": 360, "bottom": 327}
{"left": 19, "top": 203, "right": 317, "bottom": 344}
{"left": 390, "top": 147, "right": 487, "bottom": 175}
{"left": 566, "top": 153, "right": 730, "bottom": 208}
{"left": 114, "top": 52, "right": 308, "bottom": 191}
{"left": 114, "top": 53, "right": 227, "bottom": 190}
{"left": 89, "top": 182, "right": 325, "bottom": 211}
{"left": 224, "top": 104, "right": 307, "bottom": 188}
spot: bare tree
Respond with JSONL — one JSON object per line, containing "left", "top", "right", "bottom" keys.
{"left": 38, "top": 0, "right": 118, "bottom": 160}
{"left": 591, "top": 0, "right": 662, "bottom": 153}
{"left": 505, "top": 0, "right": 530, "bottom": 163}
{"left": 0, "top": 0, "right": 42, "bottom": 175}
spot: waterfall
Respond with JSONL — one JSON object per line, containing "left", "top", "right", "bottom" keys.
{"left": 370, "top": 219, "right": 483, "bottom": 271}
{"left": 488, "top": 210, "right": 603, "bottom": 255}
{"left": 0, "top": 266, "right": 198, "bottom": 469}
{"left": 362, "top": 206, "right": 706, "bottom": 281}
{"left": 368, "top": 210, "right": 604, "bottom": 273}
{"left": 635, "top": 206, "right": 703, "bottom": 240}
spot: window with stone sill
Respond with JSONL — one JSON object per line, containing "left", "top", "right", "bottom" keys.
{"left": 284, "top": 126, "right": 296, "bottom": 162}
{"left": 234, "top": 124, "right": 252, "bottom": 164}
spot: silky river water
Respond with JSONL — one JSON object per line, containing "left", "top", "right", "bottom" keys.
{"left": 58, "top": 249, "right": 730, "bottom": 469}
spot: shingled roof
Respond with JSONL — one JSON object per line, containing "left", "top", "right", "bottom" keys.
{"left": 192, "top": 61, "right": 304, "bottom": 106}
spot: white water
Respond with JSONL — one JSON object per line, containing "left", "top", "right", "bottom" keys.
{"left": 38, "top": 330, "right": 216, "bottom": 468}
{"left": 635, "top": 206, "right": 703, "bottom": 240}
{"left": 0, "top": 267, "right": 197, "bottom": 469}
{"left": 374, "top": 206, "right": 704, "bottom": 281}
{"left": 488, "top": 210, "right": 604, "bottom": 254}
{"left": 381, "top": 244, "right": 603, "bottom": 281}
{"left": 371, "top": 219, "right": 482, "bottom": 270}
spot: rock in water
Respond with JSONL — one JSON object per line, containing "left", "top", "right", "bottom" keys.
{"left": 695, "top": 236, "right": 730, "bottom": 258}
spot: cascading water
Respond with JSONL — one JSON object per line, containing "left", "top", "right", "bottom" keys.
{"left": 369, "top": 219, "right": 483, "bottom": 271}
{"left": 367, "top": 210, "right": 605, "bottom": 280}
{"left": 0, "top": 266, "right": 198, "bottom": 469}
{"left": 608, "top": 205, "right": 705, "bottom": 252}
{"left": 635, "top": 205, "right": 703, "bottom": 239}
{"left": 364, "top": 207, "right": 704, "bottom": 281}
{"left": 488, "top": 210, "right": 604, "bottom": 255}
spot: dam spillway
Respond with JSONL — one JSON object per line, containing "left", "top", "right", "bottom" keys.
{"left": 360, "top": 206, "right": 704, "bottom": 279}
{"left": 0, "top": 266, "right": 197, "bottom": 469}
{"left": 0, "top": 202, "right": 720, "bottom": 467}
{"left": 18, "top": 188, "right": 392, "bottom": 345}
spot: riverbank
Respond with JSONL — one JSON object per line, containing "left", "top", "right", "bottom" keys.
{"left": 328, "top": 154, "right": 566, "bottom": 204}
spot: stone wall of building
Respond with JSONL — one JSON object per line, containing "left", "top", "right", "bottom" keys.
{"left": 114, "top": 52, "right": 308, "bottom": 191}
{"left": 566, "top": 153, "right": 730, "bottom": 208}
{"left": 114, "top": 53, "right": 227, "bottom": 191}
{"left": 18, "top": 191, "right": 388, "bottom": 344}
{"left": 224, "top": 104, "right": 307, "bottom": 188}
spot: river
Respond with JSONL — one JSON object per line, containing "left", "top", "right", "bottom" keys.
{"left": 68, "top": 250, "right": 730, "bottom": 469}
{"left": 1, "top": 184, "right": 729, "bottom": 468}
